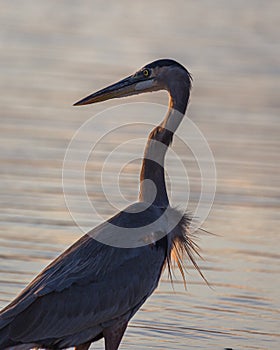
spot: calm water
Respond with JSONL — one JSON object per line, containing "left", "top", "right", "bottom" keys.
{"left": 0, "top": 1, "right": 279, "bottom": 349}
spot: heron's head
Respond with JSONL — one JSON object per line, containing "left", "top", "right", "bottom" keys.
{"left": 73, "top": 59, "right": 192, "bottom": 106}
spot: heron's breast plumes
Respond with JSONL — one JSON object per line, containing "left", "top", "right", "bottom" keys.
{"left": 165, "top": 210, "right": 207, "bottom": 287}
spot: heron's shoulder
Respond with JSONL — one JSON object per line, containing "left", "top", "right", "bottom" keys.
{"left": 89, "top": 203, "right": 186, "bottom": 249}
{"left": 88, "top": 202, "right": 167, "bottom": 248}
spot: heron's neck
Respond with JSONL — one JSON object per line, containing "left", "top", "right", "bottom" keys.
{"left": 139, "top": 85, "right": 190, "bottom": 207}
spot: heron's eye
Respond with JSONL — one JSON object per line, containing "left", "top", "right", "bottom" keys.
{"left": 142, "top": 69, "right": 150, "bottom": 77}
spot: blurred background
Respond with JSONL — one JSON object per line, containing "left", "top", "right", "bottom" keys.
{"left": 0, "top": 1, "right": 279, "bottom": 349}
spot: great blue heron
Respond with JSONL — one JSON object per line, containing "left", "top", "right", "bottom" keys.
{"left": 0, "top": 59, "right": 205, "bottom": 350}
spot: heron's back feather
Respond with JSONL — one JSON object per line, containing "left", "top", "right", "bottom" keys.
{"left": 0, "top": 203, "right": 173, "bottom": 348}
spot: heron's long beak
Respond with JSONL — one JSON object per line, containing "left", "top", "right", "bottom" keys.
{"left": 73, "top": 75, "right": 156, "bottom": 106}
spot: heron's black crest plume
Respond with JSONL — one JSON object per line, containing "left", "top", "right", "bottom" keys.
{"left": 145, "top": 58, "right": 192, "bottom": 86}
{"left": 145, "top": 58, "right": 190, "bottom": 73}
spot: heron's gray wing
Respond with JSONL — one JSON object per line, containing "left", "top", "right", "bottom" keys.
{"left": 0, "top": 203, "right": 168, "bottom": 344}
